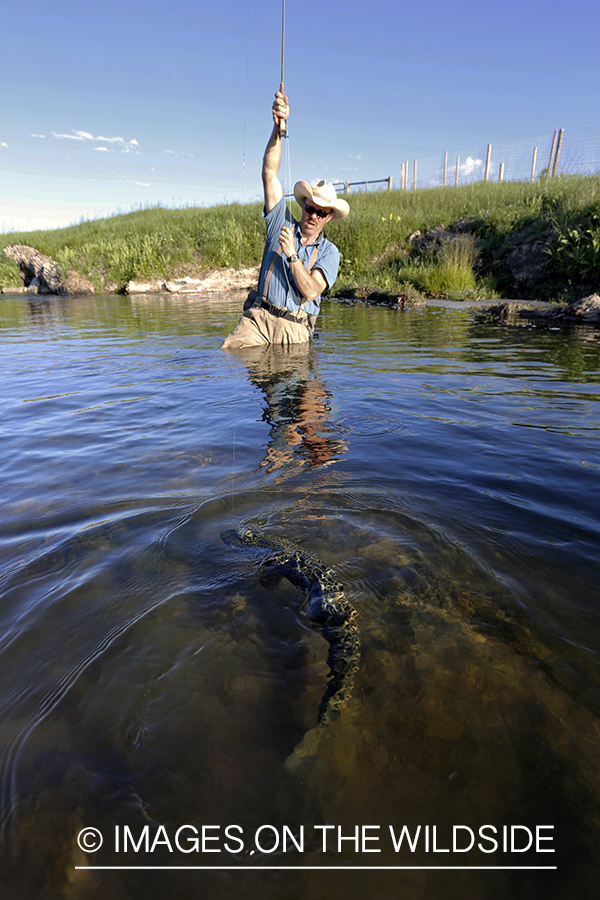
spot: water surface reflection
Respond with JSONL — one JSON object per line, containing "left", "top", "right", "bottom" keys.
{"left": 225, "top": 343, "right": 347, "bottom": 474}
{"left": 0, "top": 292, "right": 599, "bottom": 899}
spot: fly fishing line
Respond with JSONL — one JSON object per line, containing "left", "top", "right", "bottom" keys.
{"left": 231, "top": 0, "right": 293, "bottom": 511}
{"left": 278, "top": 0, "right": 295, "bottom": 297}
{"left": 231, "top": 0, "right": 253, "bottom": 512}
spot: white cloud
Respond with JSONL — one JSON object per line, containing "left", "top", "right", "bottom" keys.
{"left": 162, "top": 148, "right": 193, "bottom": 158}
{"left": 1, "top": 142, "right": 7, "bottom": 148}
{"left": 51, "top": 130, "right": 139, "bottom": 152}
{"left": 31, "top": 133, "right": 46, "bottom": 138}
{"left": 97, "top": 135, "right": 139, "bottom": 150}
{"left": 461, "top": 156, "right": 483, "bottom": 176}
{"left": 134, "top": 181, "right": 150, "bottom": 187}
{"left": 95, "top": 146, "right": 108, "bottom": 152}
{"left": 52, "top": 130, "right": 94, "bottom": 141}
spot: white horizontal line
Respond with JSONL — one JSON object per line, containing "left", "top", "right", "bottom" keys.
{"left": 76, "top": 866, "right": 558, "bottom": 871}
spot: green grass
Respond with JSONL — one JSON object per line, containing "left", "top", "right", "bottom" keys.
{"left": 414, "top": 236, "right": 484, "bottom": 300}
{"left": 2, "top": 173, "right": 600, "bottom": 298}
{"left": 328, "top": 174, "right": 600, "bottom": 300}
{"left": 0, "top": 203, "right": 266, "bottom": 293}
{"left": 0, "top": 255, "right": 21, "bottom": 288}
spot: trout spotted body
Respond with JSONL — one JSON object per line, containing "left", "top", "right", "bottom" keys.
{"left": 220, "top": 526, "right": 359, "bottom": 727}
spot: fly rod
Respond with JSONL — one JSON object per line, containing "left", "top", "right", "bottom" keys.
{"left": 278, "top": 0, "right": 288, "bottom": 138}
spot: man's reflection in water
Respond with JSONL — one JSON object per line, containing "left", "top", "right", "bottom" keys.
{"left": 227, "top": 343, "right": 347, "bottom": 475}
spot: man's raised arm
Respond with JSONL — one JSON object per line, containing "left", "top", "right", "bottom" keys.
{"left": 262, "top": 91, "right": 289, "bottom": 213}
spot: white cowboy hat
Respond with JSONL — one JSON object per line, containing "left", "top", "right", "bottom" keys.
{"left": 294, "top": 179, "right": 350, "bottom": 221}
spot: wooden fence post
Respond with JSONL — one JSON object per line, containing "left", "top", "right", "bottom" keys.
{"left": 552, "top": 128, "right": 564, "bottom": 177}
{"left": 326, "top": 130, "right": 566, "bottom": 198}
{"left": 547, "top": 130, "right": 557, "bottom": 177}
{"left": 484, "top": 144, "right": 492, "bottom": 181}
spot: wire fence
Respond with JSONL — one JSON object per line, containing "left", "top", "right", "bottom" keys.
{"left": 327, "top": 127, "right": 600, "bottom": 195}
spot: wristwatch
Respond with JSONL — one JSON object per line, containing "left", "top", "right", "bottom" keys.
{"left": 288, "top": 253, "right": 299, "bottom": 264}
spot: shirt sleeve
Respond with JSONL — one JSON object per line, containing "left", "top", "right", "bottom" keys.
{"left": 263, "top": 195, "right": 294, "bottom": 245}
{"left": 312, "top": 239, "right": 340, "bottom": 291}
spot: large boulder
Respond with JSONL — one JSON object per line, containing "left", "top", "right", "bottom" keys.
{"left": 561, "top": 293, "right": 600, "bottom": 323}
{"left": 4, "top": 244, "right": 63, "bottom": 292}
{"left": 61, "top": 270, "right": 96, "bottom": 296}
{"left": 2, "top": 245, "right": 94, "bottom": 295}
{"left": 409, "top": 220, "right": 481, "bottom": 256}
{"left": 488, "top": 226, "right": 555, "bottom": 295}
{"left": 505, "top": 227, "right": 554, "bottom": 291}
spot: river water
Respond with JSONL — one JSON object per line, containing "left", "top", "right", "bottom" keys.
{"left": 0, "top": 290, "right": 599, "bottom": 900}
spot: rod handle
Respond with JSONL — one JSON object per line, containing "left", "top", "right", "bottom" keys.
{"left": 278, "top": 81, "right": 287, "bottom": 139}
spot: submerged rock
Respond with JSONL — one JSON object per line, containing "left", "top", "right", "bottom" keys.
{"left": 485, "top": 293, "right": 600, "bottom": 328}
{"left": 486, "top": 301, "right": 539, "bottom": 325}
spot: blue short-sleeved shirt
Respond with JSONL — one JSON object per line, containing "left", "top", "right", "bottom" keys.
{"left": 257, "top": 195, "right": 340, "bottom": 317}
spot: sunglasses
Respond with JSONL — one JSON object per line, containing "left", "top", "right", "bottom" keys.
{"left": 303, "top": 202, "right": 331, "bottom": 219}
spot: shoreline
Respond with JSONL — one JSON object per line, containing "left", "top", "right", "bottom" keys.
{"left": 3, "top": 279, "right": 599, "bottom": 330}
{"left": 2, "top": 175, "right": 600, "bottom": 304}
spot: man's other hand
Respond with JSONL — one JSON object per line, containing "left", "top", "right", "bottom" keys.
{"left": 278, "top": 226, "right": 295, "bottom": 258}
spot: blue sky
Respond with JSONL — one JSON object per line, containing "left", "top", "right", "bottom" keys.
{"left": 2, "top": 0, "right": 599, "bottom": 232}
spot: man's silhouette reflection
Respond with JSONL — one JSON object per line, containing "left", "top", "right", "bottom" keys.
{"left": 228, "top": 344, "right": 347, "bottom": 476}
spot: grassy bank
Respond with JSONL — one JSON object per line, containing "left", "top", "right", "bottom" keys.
{"left": 327, "top": 174, "right": 600, "bottom": 301}
{"left": 2, "top": 174, "right": 600, "bottom": 300}
{"left": 0, "top": 203, "right": 266, "bottom": 293}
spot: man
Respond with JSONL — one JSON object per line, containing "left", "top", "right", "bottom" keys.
{"left": 221, "top": 91, "right": 349, "bottom": 350}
